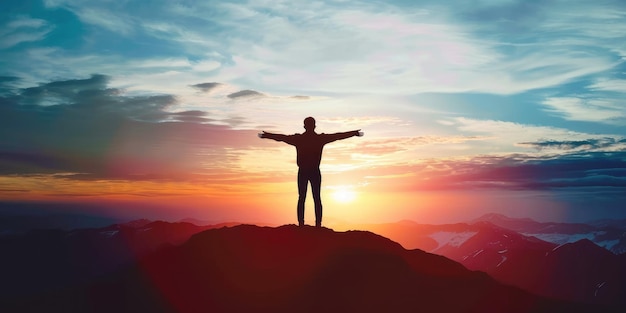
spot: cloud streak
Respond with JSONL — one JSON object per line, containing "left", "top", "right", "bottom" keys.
{"left": 519, "top": 138, "right": 626, "bottom": 151}
{"left": 542, "top": 97, "right": 626, "bottom": 125}
{"left": 191, "top": 82, "right": 222, "bottom": 93}
{"left": 362, "top": 152, "right": 626, "bottom": 192}
{"left": 227, "top": 90, "right": 265, "bottom": 99}
{"left": 0, "top": 16, "right": 54, "bottom": 49}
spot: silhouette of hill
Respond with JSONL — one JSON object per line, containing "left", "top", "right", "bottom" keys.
{"left": 1, "top": 224, "right": 605, "bottom": 313}
{"left": 0, "top": 220, "right": 220, "bottom": 297}
{"left": 539, "top": 239, "right": 626, "bottom": 306}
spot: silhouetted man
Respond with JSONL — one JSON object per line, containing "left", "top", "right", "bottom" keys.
{"left": 259, "top": 117, "right": 363, "bottom": 227}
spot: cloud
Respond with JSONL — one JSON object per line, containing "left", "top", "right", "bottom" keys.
{"left": 518, "top": 138, "right": 626, "bottom": 151}
{"left": 166, "top": 110, "right": 213, "bottom": 123}
{"left": 5, "top": 0, "right": 624, "bottom": 99}
{"left": 483, "top": 152, "right": 626, "bottom": 189}
{"left": 0, "top": 76, "right": 20, "bottom": 95}
{"left": 290, "top": 95, "right": 310, "bottom": 100}
{"left": 450, "top": 117, "right": 605, "bottom": 145}
{"left": 0, "top": 16, "right": 54, "bottom": 49}
{"left": 588, "top": 79, "right": 626, "bottom": 93}
{"left": 350, "top": 136, "right": 489, "bottom": 156}
{"left": 0, "top": 75, "right": 263, "bottom": 181}
{"left": 542, "top": 97, "right": 626, "bottom": 125}
{"left": 44, "top": 1, "right": 134, "bottom": 35}
{"left": 0, "top": 76, "right": 20, "bottom": 83}
{"left": 19, "top": 74, "right": 110, "bottom": 104}
{"left": 227, "top": 90, "right": 265, "bottom": 99}
{"left": 321, "top": 116, "right": 407, "bottom": 128}
{"left": 198, "top": 0, "right": 621, "bottom": 95}
{"left": 365, "top": 151, "right": 626, "bottom": 192}
{"left": 191, "top": 82, "right": 222, "bottom": 92}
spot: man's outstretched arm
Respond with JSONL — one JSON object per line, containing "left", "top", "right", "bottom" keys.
{"left": 259, "top": 131, "right": 291, "bottom": 142}
{"left": 324, "top": 130, "right": 363, "bottom": 143}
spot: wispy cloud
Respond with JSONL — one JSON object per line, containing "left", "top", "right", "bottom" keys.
{"left": 449, "top": 117, "right": 612, "bottom": 144}
{"left": 320, "top": 116, "right": 408, "bottom": 128}
{"left": 7, "top": 0, "right": 625, "bottom": 98}
{"left": 361, "top": 152, "right": 626, "bottom": 192}
{"left": 518, "top": 138, "right": 626, "bottom": 151}
{"left": 191, "top": 0, "right": 621, "bottom": 95}
{"left": 542, "top": 97, "right": 626, "bottom": 125}
{"left": 44, "top": 1, "right": 135, "bottom": 35}
{"left": 351, "top": 136, "right": 490, "bottom": 156}
{"left": 0, "top": 16, "right": 54, "bottom": 49}
{"left": 588, "top": 79, "right": 626, "bottom": 93}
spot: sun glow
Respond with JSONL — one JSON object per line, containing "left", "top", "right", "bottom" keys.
{"left": 331, "top": 187, "right": 357, "bottom": 203}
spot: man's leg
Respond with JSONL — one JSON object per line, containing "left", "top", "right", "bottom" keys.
{"left": 310, "top": 168, "right": 322, "bottom": 227}
{"left": 297, "top": 168, "right": 308, "bottom": 226}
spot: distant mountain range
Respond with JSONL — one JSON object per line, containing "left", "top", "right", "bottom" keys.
{"left": 0, "top": 224, "right": 606, "bottom": 313}
{"left": 0, "top": 214, "right": 624, "bottom": 312}
{"left": 343, "top": 213, "right": 626, "bottom": 307}
{"left": 474, "top": 213, "right": 626, "bottom": 254}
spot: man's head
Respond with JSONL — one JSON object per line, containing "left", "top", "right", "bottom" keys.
{"left": 303, "top": 117, "right": 316, "bottom": 131}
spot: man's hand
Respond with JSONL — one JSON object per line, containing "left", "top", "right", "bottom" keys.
{"left": 356, "top": 130, "right": 364, "bottom": 137}
{"left": 258, "top": 131, "right": 267, "bottom": 138}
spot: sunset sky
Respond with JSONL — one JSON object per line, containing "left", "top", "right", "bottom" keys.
{"left": 1, "top": 0, "right": 625, "bottom": 225}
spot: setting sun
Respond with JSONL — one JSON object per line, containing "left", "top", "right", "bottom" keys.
{"left": 331, "top": 187, "right": 357, "bottom": 203}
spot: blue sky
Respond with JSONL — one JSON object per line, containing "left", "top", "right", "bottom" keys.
{"left": 1, "top": 0, "right": 625, "bottom": 223}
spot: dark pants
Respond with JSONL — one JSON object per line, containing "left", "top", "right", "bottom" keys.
{"left": 297, "top": 167, "right": 322, "bottom": 227}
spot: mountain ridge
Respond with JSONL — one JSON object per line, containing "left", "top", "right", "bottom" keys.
{"left": 338, "top": 217, "right": 626, "bottom": 307}
{"left": 1, "top": 224, "right": 602, "bottom": 313}
{"left": 2, "top": 215, "right": 624, "bottom": 311}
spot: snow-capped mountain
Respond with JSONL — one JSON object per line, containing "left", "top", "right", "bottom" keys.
{"left": 472, "top": 213, "right": 626, "bottom": 254}
{"left": 343, "top": 215, "right": 626, "bottom": 307}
